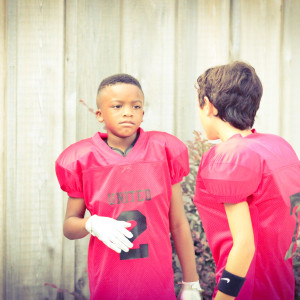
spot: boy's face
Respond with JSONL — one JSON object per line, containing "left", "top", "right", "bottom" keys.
{"left": 96, "top": 83, "right": 144, "bottom": 139}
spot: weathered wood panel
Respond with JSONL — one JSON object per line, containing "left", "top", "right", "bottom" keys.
{"left": 176, "top": 0, "right": 231, "bottom": 141}
{"left": 280, "top": 0, "right": 300, "bottom": 154}
{"left": 75, "top": 0, "right": 122, "bottom": 141}
{"left": 0, "top": 0, "right": 6, "bottom": 298}
{"left": 5, "top": 0, "right": 19, "bottom": 298}
{"left": 175, "top": 0, "right": 201, "bottom": 141}
{"left": 61, "top": 0, "right": 79, "bottom": 298}
{"left": 5, "top": 1, "right": 66, "bottom": 299}
{"left": 120, "top": 0, "right": 177, "bottom": 133}
{"left": 239, "top": 0, "right": 282, "bottom": 135}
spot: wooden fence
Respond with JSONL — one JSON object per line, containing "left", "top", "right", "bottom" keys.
{"left": 1, "top": 0, "right": 300, "bottom": 299}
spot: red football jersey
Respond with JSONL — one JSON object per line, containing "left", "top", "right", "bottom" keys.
{"left": 194, "top": 130, "right": 300, "bottom": 300}
{"left": 56, "top": 128, "right": 189, "bottom": 300}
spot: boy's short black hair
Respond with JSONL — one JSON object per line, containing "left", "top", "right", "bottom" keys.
{"left": 97, "top": 73, "right": 143, "bottom": 96}
{"left": 196, "top": 61, "right": 263, "bottom": 130}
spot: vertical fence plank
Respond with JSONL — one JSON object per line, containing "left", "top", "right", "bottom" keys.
{"left": 121, "top": 0, "right": 176, "bottom": 134}
{"left": 0, "top": 0, "right": 6, "bottom": 298}
{"left": 175, "top": 0, "right": 200, "bottom": 142}
{"left": 5, "top": 1, "right": 65, "bottom": 299}
{"left": 196, "top": 0, "right": 231, "bottom": 70}
{"left": 5, "top": 0, "right": 19, "bottom": 298}
{"left": 61, "top": 0, "right": 78, "bottom": 298}
{"left": 17, "top": 1, "right": 65, "bottom": 298}
{"left": 239, "top": 0, "right": 282, "bottom": 135}
{"left": 76, "top": 0, "right": 122, "bottom": 142}
{"left": 280, "top": 0, "right": 300, "bottom": 156}
{"left": 176, "top": 0, "right": 231, "bottom": 141}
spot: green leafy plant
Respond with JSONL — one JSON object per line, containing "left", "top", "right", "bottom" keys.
{"left": 172, "top": 131, "right": 215, "bottom": 300}
{"left": 294, "top": 245, "right": 300, "bottom": 299}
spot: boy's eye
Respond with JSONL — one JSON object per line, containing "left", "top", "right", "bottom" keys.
{"left": 113, "top": 105, "right": 122, "bottom": 109}
{"left": 133, "top": 105, "right": 142, "bottom": 109}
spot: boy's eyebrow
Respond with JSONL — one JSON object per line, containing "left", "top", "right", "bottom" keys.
{"left": 110, "top": 99, "right": 143, "bottom": 103}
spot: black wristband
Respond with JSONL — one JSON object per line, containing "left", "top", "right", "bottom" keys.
{"left": 217, "top": 269, "right": 246, "bottom": 297}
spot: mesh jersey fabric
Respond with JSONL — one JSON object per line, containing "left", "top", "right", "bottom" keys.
{"left": 55, "top": 128, "right": 189, "bottom": 300}
{"left": 194, "top": 130, "right": 300, "bottom": 300}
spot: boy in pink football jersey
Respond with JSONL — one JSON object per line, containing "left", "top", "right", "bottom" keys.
{"left": 55, "top": 74, "right": 202, "bottom": 299}
{"left": 194, "top": 61, "right": 300, "bottom": 300}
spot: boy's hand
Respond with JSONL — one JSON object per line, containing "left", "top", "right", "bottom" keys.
{"left": 177, "top": 282, "right": 203, "bottom": 300}
{"left": 85, "top": 215, "right": 133, "bottom": 253}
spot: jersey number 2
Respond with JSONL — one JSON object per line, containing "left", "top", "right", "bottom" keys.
{"left": 117, "top": 210, "right": 149, "bottom": 260}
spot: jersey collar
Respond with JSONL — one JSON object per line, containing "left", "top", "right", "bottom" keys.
{"left": 92, "top": 128, "right": 145, "bottom": 158}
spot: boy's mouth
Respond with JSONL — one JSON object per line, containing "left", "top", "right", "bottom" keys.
{"left": 120, "top": 121, "right": 135, "bottom": 125}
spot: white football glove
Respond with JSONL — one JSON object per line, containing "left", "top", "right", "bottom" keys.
{"left": 177, "top": 281, "right": 203, "bottom": 300}
{"left": 85, "top": 215, "right": 133, "bottom": 253}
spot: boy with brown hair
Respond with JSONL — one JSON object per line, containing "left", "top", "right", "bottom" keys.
{"left": 194, "top": 61, "right": 300, "bottom": 299}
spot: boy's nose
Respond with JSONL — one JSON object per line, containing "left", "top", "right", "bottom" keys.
{"left": 123, "top": 107, "right": 133, "bottom": 116}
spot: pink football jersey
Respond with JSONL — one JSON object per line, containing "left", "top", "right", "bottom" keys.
{"left": 194, "top": 130, "right": 300, "bottom": 300}
{"left": 56, "top": 128, "right": 189, "bottom": 300}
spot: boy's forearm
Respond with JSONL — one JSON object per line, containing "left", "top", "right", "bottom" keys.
{"left": 214, "top": 241, "right": 254, "bottom": 299}
{"left": 171, "top": 222, "right": 199, "bottom": 282}
{"left": 225, "top": 241, "right": 255, "bottom": 277}
{"left": 63, "top": 216, "right": 90, "bottom": 240}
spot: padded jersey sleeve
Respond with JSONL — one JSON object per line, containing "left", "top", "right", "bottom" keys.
{"left": 55, "top": 149, "right": 84, "bottom": 199}
{"left": 164, "top": 133, "right": 189, "bottom": 185}
{"left": 198, "top": 145, "right": 262, "bottom": 203}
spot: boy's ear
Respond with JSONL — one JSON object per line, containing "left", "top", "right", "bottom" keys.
{"left": 203, "top": 96, "right": 215, "bottom": 116}
{"left": 96, "top": 109, "right": 104, "bottom": 123}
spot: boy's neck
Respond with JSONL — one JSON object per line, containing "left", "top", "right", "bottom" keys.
{"left": 217, "top": 121, "right": 253, "bottom": 142}
{"left": 106, "top": 132, "right": 138, "bottom": 152}
{"left": 221, "top": 129, "right": 252, "bottom": 142}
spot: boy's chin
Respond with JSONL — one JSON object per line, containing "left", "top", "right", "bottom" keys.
{"left": 205, "top": 133, "right": 219, "bottom": 141}
{"left": 117, "top": 129, "right": 139, "bottom": 139}
{"left": 207, "top": 136, "right": 219, "bottom": 141}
